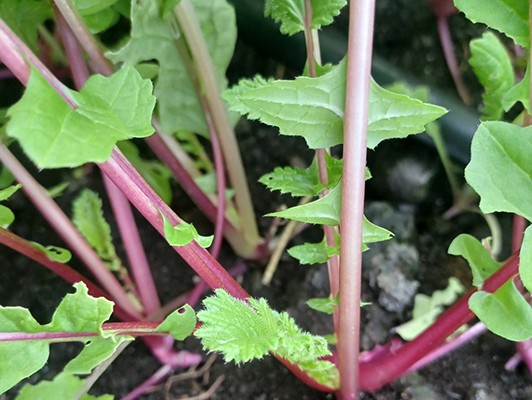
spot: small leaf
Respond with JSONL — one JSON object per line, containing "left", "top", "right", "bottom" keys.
{"left": 162, "top": 214, "right": 213, "bottom": 248}
{"left": 454, "top": 0, "right": 529, "bottom": 48}
{"left": 469, "top": 31, "right": 515, "bottom": 120}
{"left": 469, "top": 280, "right": 532, "bottom": 341}
{"left": 264, "top": 0, "right": 346, "bottom": 36}
{"left": 465, "top": 122, "right": 532, "bottom": 220}
{"left": 156, "top": 304, "right": 197, "bottom": 340}
{"left": 306, "top": 296, "right": 338, "bottom": 314}
{"left": 288, "top": 238, "right": 340, "bottom": 265}
{"left": 448, "top": 234, "right": 501, "bottom": 288}
{"left": 0, "top": 183, "right": 22, "bottom": 201}
{"left": 30, "top": 242, "right": 72, "bottom": 263}
{"left": 0, "top": 205, "right": 15, "bottom": 228}
{"left": 520, "top": 225, "right": 532, "bottom": 293}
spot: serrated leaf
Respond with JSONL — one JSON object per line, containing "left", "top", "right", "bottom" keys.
{"left": 469, "top": 280, "right": 532, "bottom": 341}
{"left": 162, "top": 213, "right": 213, "bottom": 248}
{"left": 448, "top": 234, "right": 501, "bottom": 288}
{"left": 107, "top": 0, "right": 236, "bottom": 136}
{"left": 503, "top": 66, "right": 530, "bottom": 113}
{"left": 224, "top": 59, "right": 446, "bottom": 149}
{"left": 156, "top": 304, "right": 196, "bottom": 340}
{"left": 306, "top": 296, "right": 338, "bottom": 314}
{"left": 30, "top": 242, "right": 72, "bottom": 263}
{"left": 520, "top": 226, "right": 532, "bottom": 293}
{"left": 454, "top": 0, "right": 529, "bottom": 48}
{"left": 15, "top": 373, "right": 114, "bottom": 400}
{"left": 72, "top": 189, "right": 120, "bottom": 270}
{"left": 395, "top": 277, "right": 464, "bottom": 341}
{"left": 288, "top": 238, "right": 340, "bottom": 265}
{"left": 300, "top": 359, "right": 339, "bottom": 388}
{"left": 6, "top": 67, "right": 155, "bottom": 169}
{"left": 469, "top": 32, "right": 515, "bottom": 120}
{"left": 465, "top": 122, "right": 532, "bottom": 220}
{"left": 264, "top": 0, "right": 346, "bottom": 36}
{"left": 0, "top": 205, "right": 15, "bottom": 228}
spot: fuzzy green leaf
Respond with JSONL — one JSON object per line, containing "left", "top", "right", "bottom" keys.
{"left": 108, "top": 0, "right": 236, "bottom": 136}
{"left": 465, "top": 122, "right": 532, "bottom": 220}
{"left": 30, "top": 242, "right": 72, "bottom": 263}
{"left": 156, "top": 304, "right": 197, "bottom": 340}
{"left": 448, "top": 234, "right": 501, "bottom": 288}
{"left": 469, "top": 280, "right": 532, "bottom": 341}
{"left": 520, "top": 226, "right": 532, "bottom": 293}
{"left": 454, "top": 0, "right": 529, "bottom": 48}
{"left": 288, "top": 238, "right": 340, "bottom": 265}
{"left": 15, "top": 373, "right": 113, "bottom": 400}
{"left": 6, "top": 67, "right": 155, "bottom": 169}
{"left": 306, "top": 296, "right": 338, "bottom": 314}
{"left": 162, "top": 214, "right": 213, "bottom": 248}
{"left": 264, "top": 0, "right": 346, "bottom": 36}
{"left": 469, "top": 32, "right": 515, "bottom": 120}
{"left": 395, "top": 278, "right": 464, "bottom": 341}
{"left": 72, "top": 189, "right": 120, "bottom": 270}
{"left": 503, "top": 66, "right": 530, "bottom": 113}
{"left": 225, "top": 59, "right": 446, "bottom": 149}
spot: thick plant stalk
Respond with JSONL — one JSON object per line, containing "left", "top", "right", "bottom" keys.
{"left": 337, "top": 1, "right": 376, "bottom": 398}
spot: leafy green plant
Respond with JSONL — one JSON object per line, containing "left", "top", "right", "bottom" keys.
{"left": 0, "top": 0, "right": 530, "bottom": 399}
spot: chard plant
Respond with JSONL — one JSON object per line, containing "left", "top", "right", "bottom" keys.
{"left": 0, "top": 0, "right": 530, "bottom": 399}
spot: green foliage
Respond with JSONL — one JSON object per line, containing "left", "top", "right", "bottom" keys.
{"left": 0, "top": 183, "right": 21, "bottom": 228}
{"left": 448, "top": 234, "right": 501, "bottom": 288}
{"left": 156, "top": 304, "right": 197, "bottom": 340}
{"left": 108, "top": 0, "right": 236, "bottom": 136}
{"left": 395, "top": 278, "right": 465, "bottom": 341}
{"left": 29, "top": 242, "right": 72, "bottom": 263}
{"left": 306, "top": 296, "right": 338, "bottom": 314}
{"left": 6, "top": 67, "right": 155, "bottom": 169}
{"left": 73, "top": 189, "right": 120, "bottom": 271}
{"left": 520, "top": 226, "right": 532, "bottom": 293}
{"left": 72, "top": 0, "right": 121, "bottom": 33}
{"left": 469, "top": 32, "right": 515, "bottom": 120}
{"left": 264, "top": 0, "right": 346, "bottom": 36}
{"left": 503, "top": 66, "right": 530, "bottom": 113}
{"left": 465, "top": 122, "right": 532, "bottom": 220}
{"left": 288, "top": 236, "right": 340, "bottom": 265}
{"left": 224, "top": 59, "right": 446, "bottom": 150}
{"left": 162, "top": 213, "right": 213, "bottom": 248}
{"left": 196, "top": 289, "right": 338, "bottom": 388}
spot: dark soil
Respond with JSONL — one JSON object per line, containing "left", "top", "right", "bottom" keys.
{"left": 1, "top": 1, "right": 532, "bottom": 400}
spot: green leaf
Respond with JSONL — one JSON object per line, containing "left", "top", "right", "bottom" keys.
{"left": 0, "top": 183, "right": 22, "bottom": 201}
{"left": 469, "top": 32, "right": 515, "bottom": 120}
{"left": 224, "top": 59, "right": 446, "bottom": 149}
{"left": 156, "top": 304, "right": 197, "bottom": 340}
{"left": 0, "top": 0, "right": 52, "bottom": 52}
{"left": 72, "top": 0, "right": 119, "bottom": 15}
{"left": 108, "top": 0, "right": 236, "bottom": 136}
{"left": 454, "top": 0, "right": 529, "bottom": 48}
{"left": 395, "top": 278, "right": 464, "bottom": 341}
{"left": 264, "top": 0, "right": 346, "bottom": 36}
{"left": 6, "top": 67, "right": 155, "bottom": 169}
{"left": 72, "top": 189, "right": 120, "bottom": 270}
{"left": 469, "top": 280, "right": 532, "bottom": 341}
{"left": 306, "top": 296, "right": 338, "bottom": 314}
{"left": 15, "top": 373, "right": 114, "bottom": 400}
{"left": 30, "top": 242, "right": 72, "bottom": 263}
{"left": 0, "top": 205, "right": 15, "bottom": 228}
{"left": 288, "top": 237, "right": 340, "bottom": 265}
{"left": 503, "top": 66, "right": 530, "bottom": 113}
{"left": 520, "top": 226, "right": 532, "bottom": 293}
{"left": 448, "top": 234, "right": 501, "bottom": 288}
{"left": 465, "top": 122, "right": 532, "bottom": 220}
{"left": 162, "top": 213, "right": 213, "bottom": 248}
{"left": 82, "top": 7, "right": 120, "bottom": 34}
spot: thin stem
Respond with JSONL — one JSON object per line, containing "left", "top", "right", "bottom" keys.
{"left": 337, "top": 1, "right": 376, "bottom": 398}
{"left": 174, "top": 0, "right": 260, "bottom": 252}
{"left": 122, "top": 364, "right": 174, "bottom": 400}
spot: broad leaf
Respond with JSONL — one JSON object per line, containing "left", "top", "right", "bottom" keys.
{"left": 454, "top": 0, "right": 529, "bottom": 48}
{"left": 162, "top": 214, "right": 213, "bottom": 248}
{"left": 469, "top": 280, "right": 532, "bottom": 341}
{"left": 108, "top": 0, "right": 236, "bottom": 136}
{"left": 520, "top": 226, "right": 532, "bottom": 293}
{"left": 156, "top": 304, "right": 197, "bottom": 340}
{"left": 448, "top": 234, "right": 501, "bottom": 288}
{"left": 469, "top": 32, "right": 515, "bottom": 120}
{"left": 6, "top": 67, "right": 155, "bottom": 169}
{"left": 264, "top": 0, "right": 346, "bottom": 36}
{"left": 465, "top": 122, "right": 532, "bottom": 220}
{"left": 225, "top": 59, "right": 446, "bottom": 149}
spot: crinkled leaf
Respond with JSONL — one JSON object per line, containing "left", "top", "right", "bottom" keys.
{"left": 0, "top": 205, "right": 15, "bottom": 228}
{"left": 469, "top": 32, "right": 515, "bottom": 120}
{"left": 162, "top": 214, "right": 213, "bottom": 248}
{"left": 448, "top": 234, "right": 501, "bottom": 288}
{"left": 264, "top": 0, "right": 346, "bottom": 36}
{"left": 465, "top": 122, "right": 532, "bottom": 220}
{"left": 72, "top": 189, "right": 120, "bottom": 270}
{"left": 108, "top": 0, "right": 236, "bottom": 136}
{"left": 15, "top": 373, "right": 113, "bottom": 400}
{"left": 30, "top": 242, "right": 72, "bottom": 263}
{"left": 469, "top": 280, "right": 532, "bottom": 341}
{"left": 503, "top": 66, "right": 530, "bottom": 113}
{"left": 6, "top": 67, "right": 155, "bottom": 169}
{"left": 306, "top": 296, "right": 338, "bottom": 314}
{"left": 454, "top": 0, "right": 529, "bottom": 48}
{"left": 156, "top": 304, "right": 196, "bottom": 340}
{"left": 299, "top": 359, "right": 339, "bottom": 388}
{"left": 395, "top": 278, "right": 464, "bottom": 341}
{"left": 288, "top": 237, "right": 340, "bottom": 265}
{"left": 520, "top": 226, "right": 532, "bottom": 293}
{"left": 225, "top": 59, "right": 446, "bottom": 149}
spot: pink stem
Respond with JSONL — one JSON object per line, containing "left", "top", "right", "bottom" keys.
{"left": 121, "top": 364, "right": 174, "bottom": 400}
